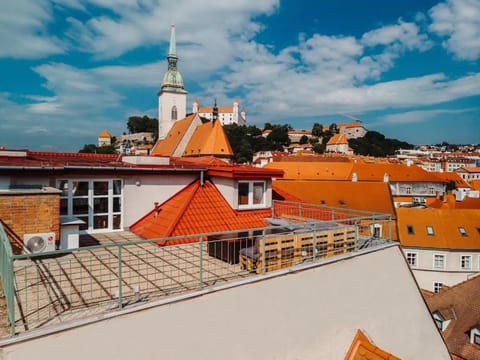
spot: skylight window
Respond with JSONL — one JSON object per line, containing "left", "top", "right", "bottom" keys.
{"left": 458, "top": 227, "right": 468, "bottom": 237}
{"left": 407, "top": 225, "right": 414, "bottom": 235}
{"left": 426, "top": 226, "right": 434, "bottom": 236}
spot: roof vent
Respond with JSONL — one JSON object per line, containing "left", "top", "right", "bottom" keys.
{"left": 352, "top": 172, "right": 358, "bottom": 182}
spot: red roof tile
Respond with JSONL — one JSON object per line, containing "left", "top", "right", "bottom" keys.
{"left": 397, "top": 207, "right": 480, "bottom": 249}
{"left": 423, "top": 276, "right": 480, "bottom": 360}
{"left": 273, "top": 180, "right": 396, "bottom": 217}
{"left": 344, "top": 329, "right": 400, "bottom": 360}
{"left": 130, "top": 180, "right": 271, "bottom": 244}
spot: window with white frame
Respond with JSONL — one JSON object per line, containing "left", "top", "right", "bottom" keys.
{"left": 433, "top": 254, "right": 446, "bottom": 270}
{"left": 461, "top": 255, "right": 472, "bottom": 270}
{"left": 433, "top": 282, "right": 443, "bottom": 293}
{"left": 57, "top": 179, "right": 123, "bottom": 233}
{"left": 238, "top": 181, "right": 266, "bottom": 209}
{"left": 406, "top": 252, "right": 418, "bottom": 267}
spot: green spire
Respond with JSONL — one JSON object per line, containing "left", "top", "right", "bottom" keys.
{"left": 160, "top": 24, "right": 186, "bottom": 94}
{"left": 168, "top": 24, "right": 177, "bottom": 58}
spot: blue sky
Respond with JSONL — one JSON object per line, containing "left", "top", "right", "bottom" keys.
{"left": 0, "top": 0, "right": 479, "bottom": 151}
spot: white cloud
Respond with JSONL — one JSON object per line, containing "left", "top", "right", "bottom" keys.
{"left": 362, "top": 20, "right": 432, "bottom": 52}
{"left": 429, "top": 0, "right": 480, "bottom": 60}
{"left": 380, "top": 107, "right": 479, "bottom": 124}
{"left": 30, "top": 63, "right": 123, "bottom": 115}
{"left": 0, "top": 0, "right": 65, "bottom": 59}
{"left": 63, "top": 0, "right": 279, "bottom": 61}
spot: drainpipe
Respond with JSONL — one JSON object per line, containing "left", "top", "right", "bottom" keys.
{"left": 200, "top": 170, "right": 205, "bottom": 186}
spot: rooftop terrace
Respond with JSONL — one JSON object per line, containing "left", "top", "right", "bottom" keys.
{"left": 0, "top": 201, "right": 393, "bottom": 337}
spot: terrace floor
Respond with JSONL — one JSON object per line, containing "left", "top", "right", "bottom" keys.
{"left": 8, "top": 231, "right": 249, "bottom": 334}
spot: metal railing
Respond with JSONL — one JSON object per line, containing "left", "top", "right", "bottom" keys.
{"left": 0, "top": 223, "right": 15, "bottom": 335}
{"left": 0, "top": 202, "right": 393, "bottom": 336}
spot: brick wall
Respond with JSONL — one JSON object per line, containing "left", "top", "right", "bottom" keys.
{"left": 0, "top": 191, "right": 60, "bottom": 244}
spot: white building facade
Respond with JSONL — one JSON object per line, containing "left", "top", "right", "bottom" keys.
{"left": 193, "top": 98, "right": 246, "bottom": 126}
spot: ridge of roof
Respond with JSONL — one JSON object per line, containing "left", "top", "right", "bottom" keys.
{"left": 344, "top": 329, "right": 400, "bottom": 360}
{"left": 183, "top": 120, "right": 233, "bottom": 157}
{"left": 151, "top": 114, "right": 198, "bottom": 156}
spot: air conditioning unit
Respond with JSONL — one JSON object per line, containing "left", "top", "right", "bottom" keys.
{"left": 23, "top": 232, "right": 56, "bottom": 254}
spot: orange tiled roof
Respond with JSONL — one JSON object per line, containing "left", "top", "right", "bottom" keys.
{"left": 338, "top": 122, "right": 365, "bottom": 129}
{"left": 454, "top": 197, "right": 480, "bottom": 209}
{"left": 264, "top": 161, "right": 353, "bottom": 180}
{"left": 470, "top": 180, "right": 480, "bottom": 191}
{"left": 327, "top": 133, "right": 349, "bottom": 145}
{"left": 352, "top": 161, "right": 444, "bottom": 183}
{"left": 344, "top": 329, "right": 400, "bottom": 360}
{"left": 456, "top": 167, "right": 480, "bottom": 173}
{"left": 151, "top": 114, "right": 198, "bottom": 156}
{"left": 130, "top": 180, "right": 271, "bottom": 243}
{"left": 397, "top": 207, "right": 480, "bottom": 249}
{"left": 172, "top": 156, "right": 284, "bottom": 179}
{"left": 98, "top": 130, "right": 111, "bottom": 138}
{"left": 433, "top": 172, "right": 470, "bottom": 188}
{"left": 183, "top": 119, "right": 234, "bottom": 157}
{"left": 273, "top": 180, "right": 396, "bottom": 217}
{"left": 423, "top": 276, "right": 480, "bottom": 360}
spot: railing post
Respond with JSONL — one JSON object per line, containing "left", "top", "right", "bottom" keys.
{"left": 199, "top": 235, "right": 204, "bottom": 289}
{"left": 331, "top": 208, "right": 335, "bottom": 222}
{"left": 312, "top": 228, "right": 317, "bottom": 262}
{"left": 354, "top": 221, "right": 359, "bottom": 251}
{"left": 298, "top": 202, "right": 302, "bottom": 218}
{"left": 117, "top": 245, "right": 123, "bottom": 310}
{"left": 261, "top": 229, "right": 266, "bottom": 274}
{"left": 388, "top": 216, "right": 392, "bottom": 241}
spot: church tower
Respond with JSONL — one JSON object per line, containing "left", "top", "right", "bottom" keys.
{"left": 158, "top": 25, "right": 187, "bottom": 139}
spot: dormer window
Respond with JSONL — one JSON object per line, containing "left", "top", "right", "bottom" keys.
{"left": 470, "top": 328, "right": 480, "bottom": 345}
{"left": 238, "top": 181, "right": 266, "bottom": 209}
{"left": 426, "top": 226, "right": 434, "bottom": 236}
{"left": 433, "top": 311, "right": 445, "bottom": 330}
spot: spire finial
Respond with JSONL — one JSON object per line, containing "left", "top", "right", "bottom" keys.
{"left": 168, "top": 24, "right": 177, "bottom": 57}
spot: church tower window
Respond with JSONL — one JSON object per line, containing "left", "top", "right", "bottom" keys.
{"left": 172, "top": 106, "right": 177, "bottom": 121}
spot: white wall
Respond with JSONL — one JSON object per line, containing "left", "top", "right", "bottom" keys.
{"left": 403, "top": 247, "right": 480, "bottom": 291}
{"left": 123, "top": 173, "right": 196, "bottom": 227}
{"left": 0, "top": 245, "right": 450, "bottom": 360}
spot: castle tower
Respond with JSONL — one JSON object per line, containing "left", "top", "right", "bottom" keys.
{"left": 158, "top": 25, "right": 187, "bottom": 139}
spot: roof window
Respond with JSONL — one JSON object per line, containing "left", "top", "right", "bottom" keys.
{"left": 407, "top": 225, "right": 414, "bottom": 235}
{"left": 458, "top": 227, "right": 468, "bottom": 237}
{"left": 426, "top": 226, "right": 434, "bottom": 236}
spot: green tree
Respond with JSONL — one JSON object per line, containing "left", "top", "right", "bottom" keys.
{"left": 263, "top": 122, "right": 273, "bottom": 130}
{"left": 266, "top": 124, "right": 291, "bottom": 151}
{"left": 299, "top": 135, "right": 309, "bottom": 144}
{"left": 79, "top": 144, "right": 98, "bottom": 153}
{"left": 312, "top": 122, "right": 323, "bottom": 137}
{"left": 446, "top": 180, "right": 457, "bottom": 192}
{"left": 349, "top": 131, "right": 413, "bottom": 157}
{"left": 127, "top": 115, "right": 158, "bottom": 140}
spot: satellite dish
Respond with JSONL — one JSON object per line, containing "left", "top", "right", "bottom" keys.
{"left": 25, "top": 236, "right": 47, "bottom": 253}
